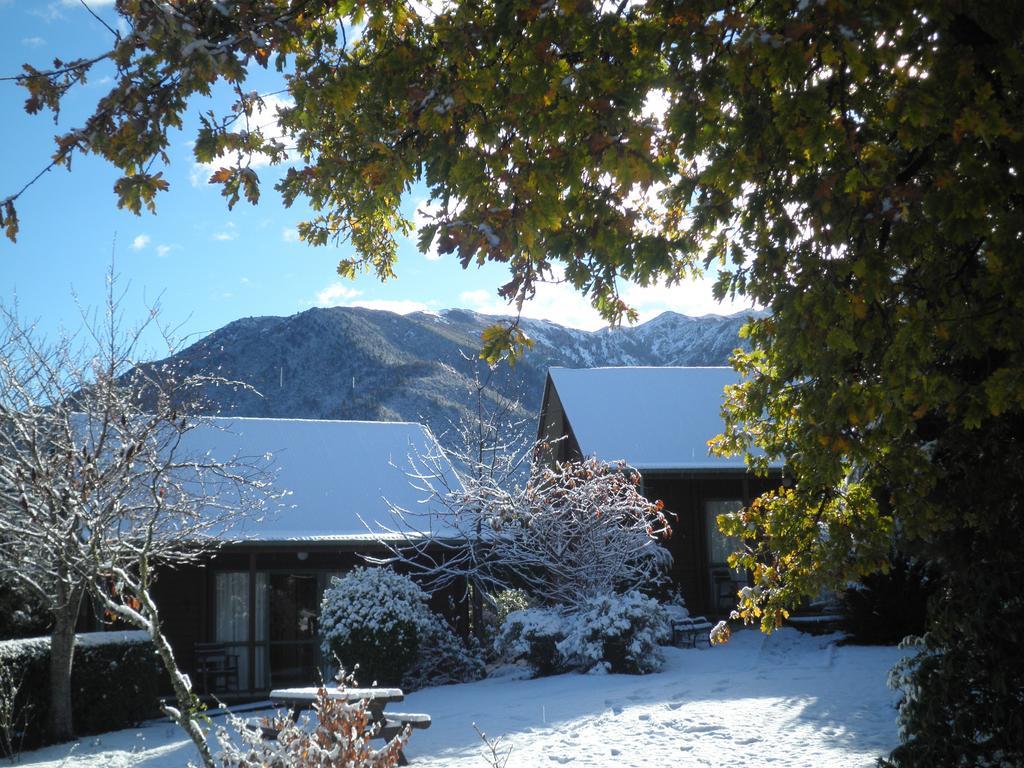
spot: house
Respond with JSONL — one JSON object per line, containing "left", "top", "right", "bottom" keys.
{"left": 151, "top": 417, "right": 462, "bottom": 696}
{"left": 537, "top": 366, "right": 783, "bottom": 617}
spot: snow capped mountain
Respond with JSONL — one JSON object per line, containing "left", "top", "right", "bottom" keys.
{"left": 149, "top": 306, "right": 756, "bottom": 448}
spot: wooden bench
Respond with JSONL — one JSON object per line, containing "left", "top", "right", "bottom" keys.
{"left": 671, "top": 616, "right": 713, "bottom": 648}
{"left": 379, "top": 712, "right": 432, "bottom": 764}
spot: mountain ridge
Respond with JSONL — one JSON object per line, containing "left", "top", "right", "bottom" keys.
{"left": 152, "top": 306, "right": 756, "bottom": 449}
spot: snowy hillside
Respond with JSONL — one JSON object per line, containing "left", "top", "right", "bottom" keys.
{"left": 144, "top": 306, "right": 755, "bottom": 450}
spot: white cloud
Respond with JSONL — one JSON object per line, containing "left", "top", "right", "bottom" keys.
{"left": 316, "top": 283, "right": 362, "bottom": 306}
{"left": 188, "top": 159, "right": 209, "bottom": 188}
{"left": 240, "top": 277, "right": 250, "bottom": 284}
{"left": 282, "top": 228, "right": 300, "bottom": 243}
{"left": 458, "top": 268, "right": 756, "bottom": 331}
{"left": 458, "top": 289, "right": 491, "bottom": 306}
{"left": 156, "top": 244, "right": 172, "bottom": 258}
{"left": 30, "top": 4, "right": 65, "bottom": 21}
{"left": 315, "top": 282, "right": 429, "bottom": 315}
{"left": 621, "top": 277, "right": 756, "bottom": 323}
{"left": 131, "top": 234, "right": 150, "bottom": 250}
{"left": 191, "top": 93, "right": 294, "bottom": 187}
{"left": 212, "top": 222, "right": 238, "bottom": 241}
{"left": 21, "top": 36, "right": 45, "bottom": 47}
{"left": 460, "top": 278, "right": 607, "bottom": 330}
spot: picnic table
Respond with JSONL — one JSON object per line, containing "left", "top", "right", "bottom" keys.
{"left": 268, "top": 686, "right": 430, "bottom": 765}
{"left": 270, "top": 686, "right": 404, "bottom": 722}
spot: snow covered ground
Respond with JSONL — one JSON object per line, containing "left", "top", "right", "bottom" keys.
{"left": 18, "top": 628, "right": 905, "bottom": 768}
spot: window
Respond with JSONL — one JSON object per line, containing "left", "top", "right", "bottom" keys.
{"left": 213, "top": 571, "right": 268, "bottom": 690}
{"left": 705, "top": 499, "right": 744, "bottom": 575}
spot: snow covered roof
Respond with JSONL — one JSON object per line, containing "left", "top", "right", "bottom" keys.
{"left": 181, "top": 418, "right": 461, "bottom": 544}
{"left": 547, "top": 367, "right": 781, "bottom": 471}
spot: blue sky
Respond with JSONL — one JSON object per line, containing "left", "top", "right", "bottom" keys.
{"left": 1, "top": 0, "right": 751, "bottom": 355}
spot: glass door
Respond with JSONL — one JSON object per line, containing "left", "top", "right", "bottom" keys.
{"left": 705, "top": 500, "right": 745, "bottom": 614}
{"left": 267, "top": 573, "right": 320, "bottom": 688}
{"left": 213, "top": 571, "right": 268, "bottom": 691}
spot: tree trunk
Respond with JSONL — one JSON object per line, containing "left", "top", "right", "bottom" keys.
{"left": 142, "top": 594, "right": 217, "bottom": 768}
{"left": 471, "top": 584, "right": 486, "bottom": 642}
{"left": 47, "top": 590, "right": 83, "bottom": 744}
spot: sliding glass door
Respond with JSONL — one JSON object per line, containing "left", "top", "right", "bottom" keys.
{"left": 705, "top": 499, "right": 746, "bottom": 614}
{"left": 213, "top": 569, "right": 335, "bottom": 691}
{"left": 267, "top": 573, "right": 320, "bottom": 689}
{"left": 213, "top": 571, "right": 268, "bottom": 691}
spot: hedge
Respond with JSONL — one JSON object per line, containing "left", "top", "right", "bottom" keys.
{"left": 0, "top": 631, "right": 165, "bottom": 754}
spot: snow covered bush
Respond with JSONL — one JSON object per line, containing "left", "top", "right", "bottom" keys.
{"left": 218, "top": 681, "right": 407, "bottom": 768}
{"left": 497, "top": 591, "right": 670, "bottom": 676}
{"left": 321, "top": 568, "right": 427, "bottom": 687}
{"left": 507, "top": 459, "right": 673, "bottom": 606}
{"left": 72, "top": 632, "right": 165, "bottom": 735}
{"left": 320, "top": 567, "right": 481, "bottom": 689}
{"left": 557, "top": 591, "right": 671, "bottom": 674}
{"left": 402, "top": 614, "right": 485, "bottom": 690}
{"left": 385, "top": 457, "right": 672, "bottom": 614}
{"left": 494, "top": 606, "right": 568, "bottom": 676}
{"left": 0, "top": 631, "right": 163, "bottom": 751}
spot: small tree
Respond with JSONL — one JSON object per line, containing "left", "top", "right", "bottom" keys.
{"left": 376, "top": 355, "right": 535, "bottom": 638}
{"left": 509, "top": 458, "right": 673, "bottom": 606}
{"left": 386, "top": 453, "right": 671, "bottom": 611}
{"left": 0, "top": 273, "right": 276, "bottom": 764}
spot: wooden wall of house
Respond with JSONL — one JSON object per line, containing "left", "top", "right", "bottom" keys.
{"left": 537, "top": 379, "right": 582, "bottom": 464}
{"left": 642, "top": 472, "right": 780, "bottom": 616}
{"left": 152, "top": 544, "right": 470, "bottom": 697}
{"left": 150, "top": 563, "right": 209, "bottom": 678}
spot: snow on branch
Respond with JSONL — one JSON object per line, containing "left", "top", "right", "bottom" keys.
{"left": 381, "top": 449, "right": 673, "bottom": 608}
{"left": 0, "top": 269, "right": 282, "bottom": 767}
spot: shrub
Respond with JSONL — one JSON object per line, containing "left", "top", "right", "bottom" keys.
{"left": 880, "top": 519, "right": 1024, "bottom": 768}
{"left": 497, "top": 591, "right": 671, "bottom": 676}
{"left": 320, "top": 567, "right": 482, "bottom": 689}
{"left": 558, "top": 591, "right": 671, "bottom": 674}
{"left": 841, "top": 555, "right": 936, "bottom": 645}
{"left": 0, "top": 631, "right": 163, "bottom": 753}
{"left": 402, "top": 615, "right": 485, "bottom": 691}
{"left": 218, "top": 679, "right": 407, "bottom": 768}
{"left": 494, "top": 607, "right": 567, "bottom": 676}
{"left": 71, "top": 632, "right": 165, "bottom": 735}
{"left": 320, "top": 568, "right": 424, "bottom": 687}
{"left": 492, "top": 588, "right": 531, "bottom": 627}
{"left": 0, "top": 638, "right": 44, "bottom": 759}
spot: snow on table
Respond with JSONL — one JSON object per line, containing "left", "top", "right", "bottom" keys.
{"left": 17, "top": 629, "right": 905, "bottom": 768}
{"left": 269, "top": 686, "right": 404, "bottom": 702}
